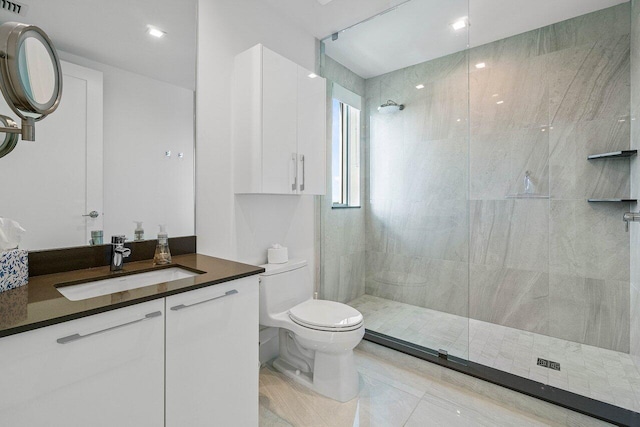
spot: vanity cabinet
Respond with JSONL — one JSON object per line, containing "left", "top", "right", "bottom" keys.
{"left": 233, "top": 44, "right": 326, "bottom": 195}
{"left": 0, "top": 276, "right": 259, "bottom": 427}
{"left": 166, "top": 276, "right": 258, "bottom": 426}
{"left": 0, "top": 299, "right": 165, "bottom": 427}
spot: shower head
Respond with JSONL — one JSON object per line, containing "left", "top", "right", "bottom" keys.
{"left": 377, "top": 100, "right": 404, "bottom": 114}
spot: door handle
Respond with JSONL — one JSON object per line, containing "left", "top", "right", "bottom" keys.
{"left": 83, "top": 210, "right": 99, "bottom": 219}
{"left": 170, "top": 289, "right": 238, "bottom": 311}
{"left": 57, "top": 311, "right": 162, "bottom": 344}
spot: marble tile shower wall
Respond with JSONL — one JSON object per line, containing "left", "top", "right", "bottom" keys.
{"left": 364, "top": 3, "right": 632, "bottom": 353}
{"left": 365, "top": 49, "right": 470, "bottom": 318}
{"left": 319, "top": 56, "right": 367, "bottom": 304}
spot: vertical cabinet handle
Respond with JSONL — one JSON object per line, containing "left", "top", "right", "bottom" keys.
{"left": 291, "top": 153, "right": 298, "bottom": 192}
{"left": 300, "top": 154, "right": 305, "bottom": 192}
{"left": 57, "top": 311, "right": 162, "bottom": 344}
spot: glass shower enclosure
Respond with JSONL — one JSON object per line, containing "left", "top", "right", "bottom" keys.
{"left": 319, "top": 0, "right": 639, "bottom": 422}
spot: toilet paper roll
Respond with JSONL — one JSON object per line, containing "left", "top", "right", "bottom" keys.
{"left": 267, "top": 244, "right": 288, "bottom": 264}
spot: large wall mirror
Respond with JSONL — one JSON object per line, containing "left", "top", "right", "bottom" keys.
{"left": 0, "top": 0, "right": 197, "bottom": 250}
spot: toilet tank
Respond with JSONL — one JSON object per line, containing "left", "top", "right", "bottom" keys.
{"left": 259, "top": 259, "right": 312, "bottom": 323}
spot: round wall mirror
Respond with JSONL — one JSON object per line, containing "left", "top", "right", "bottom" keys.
{"left": 18, "top": 35, "right": 57, "bottom": 108}
{"left": 0, "top": 22, "right": 62, "bottom": 121}
{"left": 0, "top": 22, "right": 62, "bottom": 157}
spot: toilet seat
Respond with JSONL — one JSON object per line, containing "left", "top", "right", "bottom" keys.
{"left": 288, "top": 300, "right": 364, "bottom": 332}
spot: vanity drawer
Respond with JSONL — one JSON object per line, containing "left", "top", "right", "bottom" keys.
{"left": 0, "top": 299, "right": 164, "bottom": 427}
{"left": 166, "top": 276, "right": 259, "bottom": 427}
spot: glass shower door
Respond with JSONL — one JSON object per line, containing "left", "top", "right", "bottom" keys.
{"left": 320, "top": 0, "right": 471, "bottom": 364}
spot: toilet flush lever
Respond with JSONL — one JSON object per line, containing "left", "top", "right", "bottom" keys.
{"left": 623, "top": 212, "right": 640, "bottom": 232}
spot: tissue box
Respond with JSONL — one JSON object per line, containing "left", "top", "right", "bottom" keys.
{"left": 267, "top": 246, "right": 288, "bottom": 264}
{"left": 0, "top": 249, "right": 28, "bottom": 293}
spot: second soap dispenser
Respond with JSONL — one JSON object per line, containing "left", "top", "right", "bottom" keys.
{"left": 153, "top": 224, "right": 172, "bottom": 265}
{"left": 134, "top": 221, "right": 145, "bottom": 241}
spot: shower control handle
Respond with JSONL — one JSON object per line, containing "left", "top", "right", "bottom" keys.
{"left": 623, "top": 211, "right": 640, "bottom": 232}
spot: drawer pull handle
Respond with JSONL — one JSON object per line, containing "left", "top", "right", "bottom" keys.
{"left": 170, "top": 289, "right": 238, "bottom": 311}
{"left": 57, "top": 311, "right": 162, "bottom": 344}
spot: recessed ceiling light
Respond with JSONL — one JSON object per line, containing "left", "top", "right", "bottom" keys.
{"left": 492, "top": 93, "right": 499, "bottom": 97}
{"left": 451, "top": 18, "right": 467, "bottom": 31}
{"left": 475, "top": 62, "right": 486, "bottom": 69}
{"left": 496, "top": 100, "right": 504, "bottom": 105}
{"left": 147, "top": 26, "right": 166, "bottom": 38}
{"left": 415, "top": 84, "right": 425, "bottom": 89}
{"left": 308, "top": 73, "right": 318, "bottom": 79}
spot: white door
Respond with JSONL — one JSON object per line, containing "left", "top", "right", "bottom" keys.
{"left": 0, "top": 60, "right": 103, "bottom": 250}
{"left": 0, "top": 299, "right": 165, "bottom": 426}
{"left": 296, "top": 66, "right": 326, "bottom": 195}
{"left": 262, "top": 47, "right": 298, "bottom": 194}
{"left": 166, "top": 277, "right": 259, "bottom": 427}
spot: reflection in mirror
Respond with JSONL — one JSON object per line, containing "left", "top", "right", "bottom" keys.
{"left": 0, "top": 0, "right": 196, "bottom": 250}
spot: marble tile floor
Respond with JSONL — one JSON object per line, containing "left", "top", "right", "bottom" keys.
{"left": 348, "top": 294, "right": 640, "bottom": 413}
{"left": 259, "top": 340, "right": 612, "bottom": 426}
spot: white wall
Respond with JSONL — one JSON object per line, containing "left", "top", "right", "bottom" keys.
{"left": 60, "top": 52, "right": 196, "bottom": 242}
{"left": 196, "top": 0, "right": 319, "bottom": 272}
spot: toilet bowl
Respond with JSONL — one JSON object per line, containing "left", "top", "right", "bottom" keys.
{"left": 259, "top": 260, "right": 364, "bottom": 402}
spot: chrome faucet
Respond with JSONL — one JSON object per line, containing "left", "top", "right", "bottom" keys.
{"left": 623, "top": 212, "right": 640, "bottom": 232}
{"left": 110, "top": 235, "right": 131, "bottom": 271}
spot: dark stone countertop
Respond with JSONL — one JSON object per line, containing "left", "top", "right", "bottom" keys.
{"left": 0, "top": 254, "right": 264, "bottom": 338}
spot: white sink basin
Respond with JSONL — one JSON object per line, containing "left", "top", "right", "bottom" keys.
{"left": 57, "top": 267, "right": 199, "bottom": 301}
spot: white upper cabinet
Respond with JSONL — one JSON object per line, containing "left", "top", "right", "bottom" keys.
{"left": 233, "top": 44, "right": 326, "bottom": 195}
{"left": 296, "top": 65, "right": 327, "bottom": 195}
{"left": 262, "top": 47, "right": 299, "bottom": 194}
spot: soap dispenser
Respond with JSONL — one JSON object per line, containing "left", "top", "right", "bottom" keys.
{"left": 153, "top": 225, "right": 171, "bottom": 265}
{"left": 133, "top": 221, "right": 144, "bottom": 241}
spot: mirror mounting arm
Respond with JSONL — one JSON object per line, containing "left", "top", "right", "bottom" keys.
{"left": 0, "top": 126, "right": 20, "bottom": 134}
{"left": 0, "top": 116, "right": 34, "bottom": 140}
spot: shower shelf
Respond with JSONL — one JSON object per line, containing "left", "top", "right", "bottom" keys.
{"left": 587, "top": 198, "right": 637, "bottom": 203}
{"left": 505, "top": 194, "right": 549, "bottom": 199}
{"left": 587, "top": 150, "right": 637, "bottom": 160}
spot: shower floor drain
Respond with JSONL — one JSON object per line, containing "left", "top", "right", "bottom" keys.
{"left": 537, "top": 358, "right": 561, "bottom": 371}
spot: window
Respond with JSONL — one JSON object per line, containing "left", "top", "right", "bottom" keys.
{"left": 331, "top": 97, "right": 361, "bottom": 207}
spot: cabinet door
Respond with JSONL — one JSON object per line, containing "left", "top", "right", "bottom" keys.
{"left": 166, "top": 277, "right": 259, "bottom": 427}
{"left": 262, "top": 47, "right": 299, "bottom": 194}
{"left": 0, "top": 300, "right": 165, "bottom": 427}
{"left": 297, "top": 66, "right": 327, "bottom": 195}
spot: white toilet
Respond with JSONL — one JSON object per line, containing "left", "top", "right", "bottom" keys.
{"left": 259, "top": 259, "right": 365, "bottom": 402}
